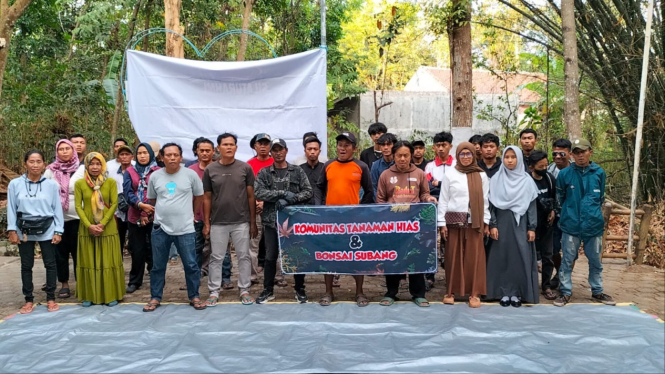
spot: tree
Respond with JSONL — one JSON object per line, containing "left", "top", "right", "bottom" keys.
{"left": 561, "top": 0, "right": 581, "bottom": 140}
{"left": 164, "top": 0, "right": 183, "bottom": 58}
{"left": 0, "top": 0, "right": 33, "bottom": 100}
{"left": 237, "top": 0, "right": 254, "bottom": 62}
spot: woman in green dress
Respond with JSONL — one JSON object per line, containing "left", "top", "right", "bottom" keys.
{"left": 74, "top": 152, "right": 125, "bottom": 307}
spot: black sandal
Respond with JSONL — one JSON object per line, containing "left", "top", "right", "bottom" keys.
{"left": 190, "top": 299, "right": 206, "bottom": 310}
{"left": 143, "top": 301, "right": 160, "bottom": 312}
{"left": 58, "top": 288, "right": 71, "bottom": 298}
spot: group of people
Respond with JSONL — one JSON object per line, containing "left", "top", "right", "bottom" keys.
{"left": 6, "top": 123, "right": 615, "bottom": 313}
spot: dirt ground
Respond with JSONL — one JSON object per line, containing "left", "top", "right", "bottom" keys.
{"left": 1, "top": 253, "right": 663, "bottom": 320}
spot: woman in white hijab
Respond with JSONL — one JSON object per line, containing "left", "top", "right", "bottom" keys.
{"left": 486, "top": 146, "right": 540, "bottom": 307}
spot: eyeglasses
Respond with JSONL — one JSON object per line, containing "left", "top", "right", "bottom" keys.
{"left": 458, "top": 152, "right": 474, "bottom": 158}
{"left": 552, "top": 152, "right": 567, "bottom": 158}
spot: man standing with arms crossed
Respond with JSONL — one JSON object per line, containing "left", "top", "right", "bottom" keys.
{"left": 203, "top": 133, "right": 258, "bottom": 306}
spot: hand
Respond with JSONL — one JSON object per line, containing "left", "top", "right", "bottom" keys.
{"left": 276, "top": 199, "right": 288, "bottom": 211}
{"left": 490, "top": 228, "right": 499, "bottom": 240}
{"left": 203, "top": 224, "right": 210, "bottom": 239}
{"left": 548, "top": 211, "right": 555, "bottom": 226}
{"left": 527, "top": 230, "right": 536, "bottom": 242}
{"left": 8, "top": 231, "right": 20, "bottom": 245}
{"left": 256, "top": 201, "right": 264, "bottom": 215}
{"left": 283, "top": 191, "right": 297, "bottom": 203}
{"left": 439, "top": 226, "right": 448, "bottom": 240}
{"left": 88, "top": 225, "right": 103, "bottom": 237}
{"left": 425, "top": 196, "right": 437, "bottom": 203}
{"left": 140, "top": 216, "right": 150, "bottom": 227}
{"left": 250, "top": 222, "right": 258, "bottom": 239}
{"left": 483, "top": 224, "right": 490, "bottom": 237}
{"left": 140, "top": 203, "right": 155, "bottom": 214}
{"left": 432, "top": 180, "right": 439, "bottom": 187}
{"left": 52, "top": 234, "right": 62, "bottom": 244}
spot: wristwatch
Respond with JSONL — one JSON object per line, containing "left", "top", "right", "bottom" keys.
{"left": 54, "top": 231, "right": 63, "bottom": 236}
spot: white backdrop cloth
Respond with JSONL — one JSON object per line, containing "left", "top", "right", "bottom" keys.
{"left": 126, "top": 49, "right": 327, "bottom": 162}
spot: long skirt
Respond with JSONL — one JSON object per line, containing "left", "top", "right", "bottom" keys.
{"left": 76, "top": 233, "right": 126, "bottom": 304}
{"left": 444, "top": 227, "right": 486, "bottom": 297}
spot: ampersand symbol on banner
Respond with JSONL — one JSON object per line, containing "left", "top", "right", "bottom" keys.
{"left": 349, "top": 235, "right": 363, "bottom": 249}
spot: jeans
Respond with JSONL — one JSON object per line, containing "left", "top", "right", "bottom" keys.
{"left": 150, "top": 226, "right": 200, "bottom": 301}
{"left": 536, "top": 225, "right": 555, "bottom": 291}
{"left": 19, "top": 240, "right": 57, "bottom": 302}
{"left": 127, "top": 222, "right": 153, "bottom": 288}
{"left": 56, "top": 220, "right": 79, "bottom": 283}
{"left": 385, "top": 274, "right": 426, "bottom": 299}
{"left": 559, "top": 233, "right": 603, "bottom": 297}
{"left": 263, "top": 226, "right": 304, "bottom": 291}
{"left": 209, "top": 223, "right": 251, "bottom": 297}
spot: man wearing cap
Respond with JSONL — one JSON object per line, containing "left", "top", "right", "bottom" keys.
{"left": 254, "top": 139, "right": 313, "bottom": 304}
{"left": 412, "top": 140, "right": 430, "bottom": 171}
{"left": 315, "top": 132, "right": 374, "bottom": 307}
{"left": 554, "top": 139, "right": 615, "bottom": 307}
{"left": 299, "top": 136, "right": 325, "bottom": 205}
{"left": 107, "top": 143, "right": 135, "bottom": 254}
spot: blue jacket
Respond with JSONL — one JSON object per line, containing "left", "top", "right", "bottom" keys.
{"left": 371, "top": 157, "right": 394, "bottom": 201}
{"left": 556, "top": 162, "right": 606, "bottom": 238}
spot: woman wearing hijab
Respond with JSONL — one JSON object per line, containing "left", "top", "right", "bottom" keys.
{"left": 44, "top": 139, "right": 84, "bottom": 299}
{"left": 123, "top": 143, "right": 160, "bottom": 294}
{"left": 74, "top": 153, "right": 124, "bottom": 306}
{"left": 437, "top": 142, "right": 490, "bottom": 308}
{"left": 7, "top": 150, "right": 64, "bottom": 314}
{"left": 376, "top": 140, "right": 437, "bottom": 307}
{"left": 486, "top": 146, "right": 540, "bottom": 307}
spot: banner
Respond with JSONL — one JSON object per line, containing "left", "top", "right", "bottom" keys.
{"left": 126, "top": 49, "right": 327, "bottom": 162}
{"left": 277, "top": 203, "right": 438, "bottom": 275}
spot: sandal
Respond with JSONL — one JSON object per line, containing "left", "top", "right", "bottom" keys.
{"left": 319, "top": 293, "right": 333, "bottom": 306}
{"left": 190, "top": 299, "right": 206, "bottom": 310}
{"left": 425, "top": 279, "right": 435, "bottom": 291}
{"left": 379, "top": 297, "right": 395, "bottom": 306}
{"left": 19, "top": 302, "right": 35, "bottom": 314}
{"left": 82, "top": 301, "right": 92, "bottom": 307}
{"left": 399, "top": 279, "right": 409, "bottom": 290}
{"left": 240, "top": 293, "right": 254, "bottom": 305}
{"left": 543, "top": 289, "right": 557, "bottom": 300}
{"left": 47, "top": 301, "right": 60, "bottom": 312}
{"left": 205, "top": 297, "right": 218, "bottom": 307}
{"left": 41, "top": 283, "right": 47, "bottom": 291}
{"left": 332, "top": 275, "right": 341, "bottom": 288}
{"left": 275, "top": 279, "right": 288, "bottom": 288}
{"left": 58, "top": 288, "right": 71, "bottom": 298}
{"left": 143, "top": 300, "right": 161, "bottom": 312}
{"left": 222, "top": 281, "right": 234, "bottom": 290}
{"left": 413, "top": 297, "right": 430, "bottom": 307}
{"left": 355, "top": 294, "right": 370, "bottom": 307}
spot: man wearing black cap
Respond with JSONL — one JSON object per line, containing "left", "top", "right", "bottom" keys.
{"left": 314, "top": 132, "right": 374, "bottom": 307}
{"left": 412, "top": 140, "right": 430, "bottom": 172}
{"left": 254, "top": 138, "right": 313, "bottom": 304}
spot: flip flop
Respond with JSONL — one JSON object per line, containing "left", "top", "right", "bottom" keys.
{"left": 143, "top": 301, "right": 160, "bottom": 312}
{"left": 379, "top": 297, "right": 395, "bottom": 306}
{"left": 275, "top": 279, "right": 288, "bottom": 288}
{"left": 543, "top": 289, "right": 557, "bottom": 300}
{"left": 190, "top": 299, "right": 206, "bottom": 310}
{"left": 19, "top": 303, "right": 35, "bottom": 314}
{"left": 47, "top": 302, "right": 60, "bottom": 312}
{"left": 58, "top": 288, "right": 71, "bottom": 298}
{"left": 355, "top": 294, "right": 370, "bottom": 307}
{"left": 413, "top": 297, "right": 430, "bottom": 307}
{"left": 240, "top": 293, "right": 254, "bottom": 305}
{"left": 399, "top": 279, "right": 409, "bottom": 290}
{"left": 332, "top": 275, "right": 341, "bottom": 288}
{"left": 319, "top": 293, "right": 333, "bottom": 306}
{"left": 205, "top": 297, "right": 218, "bottom": 307}
{"left": 222, "top": 281, "right": 234, "bottom": 290}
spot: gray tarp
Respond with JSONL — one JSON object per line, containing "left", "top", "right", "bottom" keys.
{"left": 0, "top": 303, "right": 663, "bottom": 373}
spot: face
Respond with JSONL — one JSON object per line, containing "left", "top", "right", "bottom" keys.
{"left": 25, "top": 153, "right": 45, "bottom": 175}
{"left": 572, "top": 148, "right": 592, "bottom": 167}
{"left": 473, "top": 143, "right": 481, "bottom": 157}
{"left": 305, "top": 141, "right": 321, "bottom": 162}
{"left": 413, "top": 145, "right": 425, "bottom": 160}
{"left": 336, "top": 140, "right": 356, "bottom": 162}
{"left": 162, "top": 146, "right": 182, "bottom": 168}
{"left": 136, "top": 146, "right": 151, "bottom": 165}
{"left": 371, "top": 132, "right": 385, "bottom": 145}
{"left": 481, "top": 142, "right": 498, "bottom": 159}
{"left": 520, "top": 133, "right": 537, "bottom": 152}
{"left": 256, "top": 140, "right": 271, "bottom": 158}
{"left": 503, "top": 149, "right": 518, "bottom": 170}
{"left": 71, "top": 137, "right": 87, "bottom": 155}
{"left": 553, "top": 147, "right": 570, "bottom": 167}
{"left": 529, "top": 158, "right": 549, "bottom": 171}
{"left": 394, "top": 146, "right": 412, "bottom": 170}
{"left": 270, "top": 145, "right": 287, "bottom": 163}
{"left": 118, "top": 151, "right": 133, "bottom": 166}
{"left": 88, "top": 158, "right": 102, "bottom": 177}
{"left": 433, "top": 141, "right": 453, "bottom": 160}
{"left": 197, "top": 143, "right": 214, "bottom": 163}
{"left": 57, "top": 143, "right": 74, "bottom": 162}
{"left": 458, "top": 148, "right": 475, "bottom": 167}
{"left": 113, "top": 141, "right": 126, "bottom": 155}
{"left": 380, "top": 142, "right": 393, "bottom": 159}
{"left": 218, "top": 137, "right": 238, "bottom": 158}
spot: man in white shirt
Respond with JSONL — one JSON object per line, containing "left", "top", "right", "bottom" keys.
{"left": 424, "top": 131, "right": 457, "bottom": 199}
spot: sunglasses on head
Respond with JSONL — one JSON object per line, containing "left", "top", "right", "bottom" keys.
{"left": 552, "top": 152, "right": 567, "bottom": 158}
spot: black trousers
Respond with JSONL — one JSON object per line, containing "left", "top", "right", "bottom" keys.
{"left": 56, "top": 220, "right": 79, "bottom": 283}
{"left": 263, "top": 226, "right": 304, "bottom": 292}
{"left": 536, "top": 225, "right": 555, "bottom": 291}
{"left": 127, "top": 222, "right": 153, "bottom": 288}
{"left": 116, "top": 217, "right": 128, "bottom": 253}
{"left": 258, "top": 232, "right": 266, "bottom": 268}
{"left": 385, "top": 273, "right": 426, "bottom": 299}
{"left": 19, "top": 240, "right": 57, "bottom": 302}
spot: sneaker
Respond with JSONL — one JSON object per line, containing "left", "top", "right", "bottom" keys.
{"left": 295, "top": 289, "right": 308, "bottom": 304}
{"left": 553, "top": 294, "right": 570, "bottom": 307}
{"left": 592, "top": 293, "right": 616, "bottom": 306}
{"left": 256, "top": 289, "right": 275, "bottom": 304}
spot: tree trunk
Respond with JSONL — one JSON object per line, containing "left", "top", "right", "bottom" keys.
{"left": 164, "top": 0, "right": 183, "bottom": 58}
{"left": 142, "top": 0, "right": 152, "bottom": 52}
{"left": 0, "top": 0, "right": 34, "bottom": 101}
{"left": 447, "top": 0, "right": 473, "bottom": 128}
{"left": 561, "top": 0, "right": 581, "bottom": 140}
{"left": 237, "top": 0, "right": 254, "bottom": 62}
{"left": 110, "top": 0, "right": 143, "bottom": 154}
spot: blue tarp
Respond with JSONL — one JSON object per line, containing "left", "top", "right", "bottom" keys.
{"left": 0, "top": 303, "right": 662, "bottom": 373}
